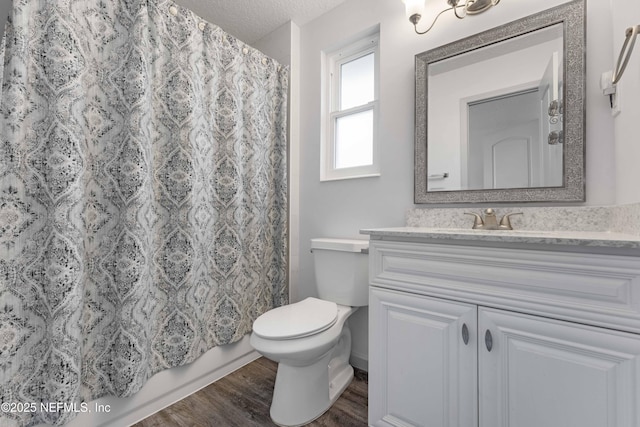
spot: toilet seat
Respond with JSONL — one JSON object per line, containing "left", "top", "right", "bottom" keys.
{"left": 253, "top": 297, "right": 338, "bottom": 340}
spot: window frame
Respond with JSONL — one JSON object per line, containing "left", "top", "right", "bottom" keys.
{"left": 322, "top": 34, "right": 380, "bottom": 181}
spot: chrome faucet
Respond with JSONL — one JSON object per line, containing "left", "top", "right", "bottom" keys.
{"left": 464, "top": 208, "right": 522, "bottom": 230}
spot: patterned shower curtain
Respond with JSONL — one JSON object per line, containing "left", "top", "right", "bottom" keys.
{"left": 0, "top": 0, "right": 288, "bottom": 425}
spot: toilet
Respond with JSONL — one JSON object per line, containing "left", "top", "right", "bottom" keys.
{"left": 250, "top": 237, "right": 369, "bottom": 426}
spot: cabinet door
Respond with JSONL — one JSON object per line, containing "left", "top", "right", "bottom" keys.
{"left": 369, "top": 287, "right": 477, "bottom": 427}
{"left": 479, "top": 307, "right": 640, "bottom": 427}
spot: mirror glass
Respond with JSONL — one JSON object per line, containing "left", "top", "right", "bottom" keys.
{"left": 414, "top": 1, "right": 585, "bottom": 204}
{"left": 428, "top": 24, "right": 563, "bottom": 192}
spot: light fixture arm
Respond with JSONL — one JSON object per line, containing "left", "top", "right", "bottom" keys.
{"left": 453, "top": 1, "right": 467, "bottom": 19}
{"left": 411, "top": 6, "right": 457, "bottom": 35}
{"left": 408, "top": 0, "right": 499, "bottom": 35}
{"left": 612, "top": 25, "right": 640, "bottom": 84}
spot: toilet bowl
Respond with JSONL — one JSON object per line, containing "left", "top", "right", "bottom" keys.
{"left": 250, "top": 238, "right": 369, "bottom": 426}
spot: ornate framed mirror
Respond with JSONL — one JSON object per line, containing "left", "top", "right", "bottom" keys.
{"left": 414, "top": 0, "right": 585, "bottom": 204}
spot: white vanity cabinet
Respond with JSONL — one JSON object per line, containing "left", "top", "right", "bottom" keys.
{"left": 478, "top": 307, "right": 640, "bottom": 427}
{"left": 366, "top": 234, "right": 640, "bottom": 427}
{"left": 369, "top": 288, "right": 477, "bottom": 427}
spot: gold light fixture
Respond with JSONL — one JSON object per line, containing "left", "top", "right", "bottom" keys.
{"left": 403, "top": 0, "right": 500, "bottom": 34}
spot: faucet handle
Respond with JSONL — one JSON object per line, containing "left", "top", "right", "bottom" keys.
{"left": 464, "top": 212, "right": 484, "bottom": 229}
{"left": 498, "top": 212, "right": 523, "bottom": 230}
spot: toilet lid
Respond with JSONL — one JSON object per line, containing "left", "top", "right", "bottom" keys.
{"left": 252, "top": 297, "right": 338, "bottom": 340}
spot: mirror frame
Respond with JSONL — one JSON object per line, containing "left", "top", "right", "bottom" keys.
{"left": 414, "top": 0, "right": 585, "bottom": 204}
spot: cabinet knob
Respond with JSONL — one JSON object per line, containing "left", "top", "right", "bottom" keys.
{"left": 461, "top": 323, "right": 469, "bottom": 345}
{"left": 485, "top": 329, "right": 493, "bottom": 352}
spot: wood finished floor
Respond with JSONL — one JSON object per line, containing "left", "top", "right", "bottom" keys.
{"left": 134, "top": 357, "right": 368, "bottom": 427}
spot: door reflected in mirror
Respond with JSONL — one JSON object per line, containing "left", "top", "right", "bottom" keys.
{"left": 427, "top": 23, "right": 564, "bottom": 192}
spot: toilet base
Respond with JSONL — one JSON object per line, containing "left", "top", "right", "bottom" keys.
{"left": 269, "top": 325, "right": 354, "bottom": 426}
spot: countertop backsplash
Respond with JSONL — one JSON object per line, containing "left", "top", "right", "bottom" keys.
{"left": 611, "top": 203, "right": 640, "bottom": 235}
{"left": 406, "top": 202, "right": 640, "bottom": 235}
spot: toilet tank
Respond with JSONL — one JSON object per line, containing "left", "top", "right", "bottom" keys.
{"left": 311, "top": 238, "right": 369, "bottom": 307}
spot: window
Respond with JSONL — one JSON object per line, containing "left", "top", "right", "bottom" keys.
{"left": 322, "top": 33, "right": 379, "bottom": 181}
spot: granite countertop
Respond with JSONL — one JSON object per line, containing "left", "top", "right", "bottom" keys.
{"left": 360, "top": 227, "right": 640, "bottom": 250}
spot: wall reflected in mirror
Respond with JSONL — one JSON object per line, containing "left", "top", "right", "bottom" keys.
{"left": 427, "top": 23, "right": 564, "bottom": 192}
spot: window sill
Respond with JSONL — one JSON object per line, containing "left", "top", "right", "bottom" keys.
{"left": 320, "top": 173, "right": 381, "bottom": 182}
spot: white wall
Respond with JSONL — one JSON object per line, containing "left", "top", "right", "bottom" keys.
{"left": 253, "top": 21, "right": 302, "bottom": 303}
{"left": 297, "top": 0, "right": 618, "bottom": 369}
{"left": 611, "top": 0, "right": 640, "bottom": 204}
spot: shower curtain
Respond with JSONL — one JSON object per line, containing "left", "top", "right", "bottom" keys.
{"left": 0, "top": 0, "right": 288, "bottom": 425}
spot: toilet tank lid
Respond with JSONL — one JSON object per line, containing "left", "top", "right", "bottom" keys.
{"left": 311, "top": 238, "right": 369, "bottom": 252}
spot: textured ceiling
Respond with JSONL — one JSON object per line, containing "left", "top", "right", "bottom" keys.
{"left": 172, "top": 0, "right": 348, "bottom": 44}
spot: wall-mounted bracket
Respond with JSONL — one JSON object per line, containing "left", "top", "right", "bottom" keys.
{"left": 603, "top": 25, "right": 640, "bottom": 117}
{"left": 600, "top": 70, "right": 620, "bottom": 116}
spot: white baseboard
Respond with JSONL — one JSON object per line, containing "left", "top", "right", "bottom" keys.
{"left": 56, "top": 335, "right": 259, "bottom": 427}
{"left": 350, "top": 351, "right": 368, "bottom": 372}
